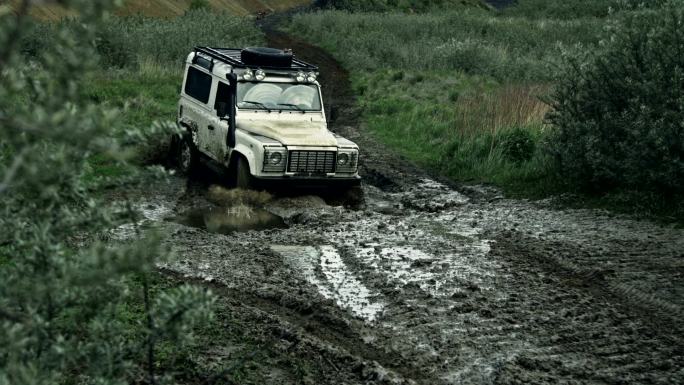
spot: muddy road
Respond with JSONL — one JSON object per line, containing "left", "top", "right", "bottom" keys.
{"left": 118, "top": 15, "right": 683, "bottom": 385}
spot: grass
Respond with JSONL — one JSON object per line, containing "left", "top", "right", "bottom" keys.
{"left": 355, "top": 70, "right": 557, "bottom": 195}
{"left": 287, "top": 6, "right": 592, "bottom": 193}
{"left": 287, "top": 2, "right": 683, "bottom": 221}
{"left": 289, "top": 8, "right": 603, "bottom": 80}
{"left": 20, "top": 9, "right": 264, "bottom": 68}
{"left": 10, "top": 0, "right": 313, "bottom": 20}
{"left": 19, "top": 10, "right": 268, "bottom": 186}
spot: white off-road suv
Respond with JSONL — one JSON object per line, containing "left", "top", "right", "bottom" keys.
{"left": 172, "top": 46, "right": 360, "bottom": 190}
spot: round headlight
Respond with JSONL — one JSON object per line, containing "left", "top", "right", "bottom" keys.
{"left": 269, "top": 152, "right": 283, "bottom": 165}
{"left": 242, "top": 70, "right": 254, "bottom": 81}
{"left": 295, "top": 71, "right": 306, "bottom": 82}
{"left": 338, "top": 153, "right": 349, "bottom": 166}
{"left": 307, "top": 72, "right": 317, "bottom": 82}
{"left": 255, "top": 69, "right": 266, "bottom": 81}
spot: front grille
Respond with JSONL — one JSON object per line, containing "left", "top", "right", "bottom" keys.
{"left": 288, "top": 150, "right": 336, "bottom": 174}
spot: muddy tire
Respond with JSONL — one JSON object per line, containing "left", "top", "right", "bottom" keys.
{"left": 235, "top": 156, "right": 254, "bottom": 190}
{"left": 343, "top": 184, "right": 364, "bottom": 206}
{"left": 177, "top": 134, "right": 197, "bottom": 175}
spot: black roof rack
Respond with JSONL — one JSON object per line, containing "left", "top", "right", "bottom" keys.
{"left": 194, "top": 47, "right": 318, "bottom": 71}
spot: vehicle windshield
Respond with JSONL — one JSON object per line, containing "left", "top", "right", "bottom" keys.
{"left": 237, "top": 82, "right": 322, "bottom": 111}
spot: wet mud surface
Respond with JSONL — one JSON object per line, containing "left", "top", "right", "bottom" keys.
{"left": 112, "top": 13, "right": 684, "bottom": 384}
{"left": 117, "top": 172, "right": 683, "bottom": 384}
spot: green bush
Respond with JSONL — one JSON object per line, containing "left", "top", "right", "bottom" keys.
{"left": 500, "top": 126, "right": 536, "bottom": 163}
{"left": 189, "top": 0, "right": 210, "bottom": 11}
{"left": 548, "top": 7, "right": 684, "bottom": 194}
{"left": 1, "top": 3, "right": 214, "bottom": 383}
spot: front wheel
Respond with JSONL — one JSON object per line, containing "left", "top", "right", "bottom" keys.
{"left": 177, "top": 135, "right": 197, "bottom": 174}
{"left": 235, "top": 156, "right": 253, "bottom": 190}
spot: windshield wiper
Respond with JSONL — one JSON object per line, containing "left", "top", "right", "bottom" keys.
{"left": 277, "top": 103, "right": 305, "bottom": 113}
{"left": 242, "top": 100, "right": 271, "bottom": 112}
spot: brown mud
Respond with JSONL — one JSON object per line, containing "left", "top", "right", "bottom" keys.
{"left": 112, "top": 11, "right": 684, "bottom": 385}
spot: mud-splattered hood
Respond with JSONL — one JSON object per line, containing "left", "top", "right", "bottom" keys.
{"left": 237, "top": 118, "right": 337, "bottom": 147}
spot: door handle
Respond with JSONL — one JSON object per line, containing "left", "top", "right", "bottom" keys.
{"left": 208, "top": 125, "right": 215, "bottom": 131}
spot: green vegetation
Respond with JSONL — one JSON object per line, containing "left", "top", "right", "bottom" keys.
{"left": 288, "top": 5, "right": 596, "bottom": 196}
{"left": 291, "top": 8, "right": 602, "bottom": 80}
{"left": 0, "top": 2, "right": 262, "bottom": 383}
{"left": 17, "top": 9, "right": 264, "bottom": 184}
{"left": 313, "top": 0, "right": 488, "bottom": 12}
{"left": 21, "top": 9, "right": 263, "bottom": 68}
{"left": 289, "top": 1, "right": 684, "bottom": 218}
{"left": 501, "top": 0, "right": 668, "bottom": 19}
{"left": 354, "top": 70, "right": 555, "bottom": 193}
{"left": 548, "top": 7, "right": 684, "bottom": 196}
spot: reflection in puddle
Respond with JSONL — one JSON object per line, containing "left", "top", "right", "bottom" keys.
{"left": 174, "top": 205, "right": 287, "bottom": 235}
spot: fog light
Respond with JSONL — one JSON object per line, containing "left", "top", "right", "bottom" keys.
{"left": 295, "top": 71, "right": 306, "bottom": 82}
{"left": 307, "top": 72, "right": 317, "bottom": 82}
{"left": 255, "top": 69, "right": 266, "bottom": 81}
{"left": 338, "top": 153, "right": 349, "bottom": 166}
{"left": 242, "top": 70, "right": 254, "bottom": 81}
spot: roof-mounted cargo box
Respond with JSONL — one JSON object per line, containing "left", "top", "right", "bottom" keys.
{"left": 194, "top": 46, "right": 318, "bottom": 72}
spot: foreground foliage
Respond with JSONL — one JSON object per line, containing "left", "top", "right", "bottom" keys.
{"left": 0, "top": 1, "right": 213, "bottom": 384}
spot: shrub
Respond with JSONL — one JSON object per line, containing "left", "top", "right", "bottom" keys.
{"left": 1, "top": 3, "right": 214, "bottom": 383}
{"left": 548, "top": 7, "right": 684, "bottom": 194}
{"left": 189, "top": 0, "right": 210, "bottom": 11}
{"left": 501, "top": 126, "right": 536, "bottom": 163}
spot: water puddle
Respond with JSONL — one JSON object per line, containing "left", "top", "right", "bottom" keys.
{"left": 109, "top": 201, "right": 174, "bottom": 241}
{"left": 173, "top": 205, "right": 286, "bottom": 235}
{"left": 272, "top": 245, "right": 385, "bottom": 322}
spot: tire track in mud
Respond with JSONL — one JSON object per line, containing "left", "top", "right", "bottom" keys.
{"left": 159, "top": 267, "right": 423, "bottom": 384}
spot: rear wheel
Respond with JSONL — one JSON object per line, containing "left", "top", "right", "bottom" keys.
{"left": 177, "top": 135, "right": 197, "bottom": 174}
{"left": 235, "top": 156, "right": 253, "bottom": 190}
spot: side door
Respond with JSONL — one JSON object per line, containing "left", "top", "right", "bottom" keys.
{"left": 209, "top": 80, "right": 233, "bottom": 163}
{"left": 181, "top": 66, "right": 216, "bottom": 159}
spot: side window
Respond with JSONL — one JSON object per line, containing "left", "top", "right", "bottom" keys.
{"left": 214, "top": 81, "right": 231, "bottom": 112}
{"left": 184, "top": 67, "right": 212, "bottom": 104}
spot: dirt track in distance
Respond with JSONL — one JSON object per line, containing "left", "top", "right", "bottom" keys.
{"left": 112, "top": 10, "right": 684, "bottom": 384}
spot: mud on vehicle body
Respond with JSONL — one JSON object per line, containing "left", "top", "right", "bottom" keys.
{"left": 173, "top": 46, "right": 361, "bottom": 190}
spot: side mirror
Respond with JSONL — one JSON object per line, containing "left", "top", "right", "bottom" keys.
{"left": 216, "top": 102, "right": 228, "bottom": 118}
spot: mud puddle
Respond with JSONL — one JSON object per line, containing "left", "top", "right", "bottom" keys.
{"left": 172, "top": 205, "right": 287, "bottom": 235}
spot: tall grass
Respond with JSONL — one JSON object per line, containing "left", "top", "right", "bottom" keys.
{"left": 287, "top": 6, "right": 597, "bottom": 192}
{"left": 21, "top": 9, "right": 264, "bottom": 69}
{"left": 356, "top": 70, "right": 554, "bottom": 192}
{"left": 500, "top": 0, "right": 669, "bottom": 19}
{"left": 313, "top": 0, "right": 487, "bottom": 12}
{"left": 289, "top": 9, "right": 603, "bottom": 80}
